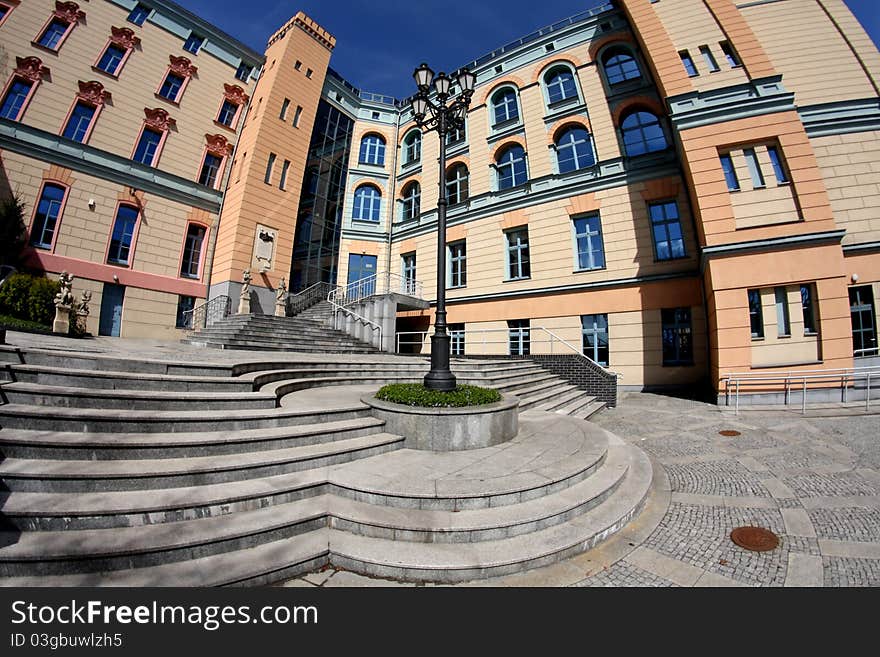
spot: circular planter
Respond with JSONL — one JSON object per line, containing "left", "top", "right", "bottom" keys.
{"left": 362, "top": 393, "right": 519, "bottom": 451}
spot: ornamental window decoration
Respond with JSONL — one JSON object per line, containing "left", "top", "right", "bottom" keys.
{"left": 144, "top": 107, "right": 177, "bottom": 132}
{"left": 205, "top": 133, "right": 234, "bottom": 159}
{"left": 168, "top": 55, "right": 198, "bottom": 78}
{"left": 51, "top": 1, "right": 85, "bottom": 25}
{"left": 222, "top": 83, "right": 249, "bottom": 106}
{"left": 75, "top": 80, "right": 112, "bottom": 107}
{"left": 109, "top": 25, "right": 141, "bottom": 50}
{"left": 12, "top": 56, "right": 51, "bottom": 84}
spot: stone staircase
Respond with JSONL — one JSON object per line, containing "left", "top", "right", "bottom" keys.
{"left": 0, "top": 343, "right": 647, "bottom": 585}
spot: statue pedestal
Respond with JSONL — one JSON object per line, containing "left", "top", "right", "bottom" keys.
{"left": 237, "top": 296, "right": 250, "bottom": 315}
{"left": 53, "top": 305, "right": 71, "bottom": 334}
{"left": 275, "top": 301, "right": 286, "bottom": 317}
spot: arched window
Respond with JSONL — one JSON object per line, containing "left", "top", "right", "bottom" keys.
{"left": 446, "top": 163, "right": 469, "bottom": 204}
{"left": 353, "top": 185, "right": 381, "bottom": 222}
{"left": 403, "top": 130, "right": 421, "bottom": 165}
{"left": 621, "top": 111, "right": 668, "bottom": 157}
{"left": 544, "top": 67, "right": 578, "bottom": 104}
{"left": 555, "top": 126, "right": 595, "bottom": 173}
{"left": 491, "top": 88, "right": 519, "bottom": 126}
{"left": 496, "top": 144, "right": 528, "bottom": 189}
{"left": 359, "top": 134, "right": 386, "bottom": 166}
{"left": 401, "top": 181, "right": 421, "bottom": 221}
{"left": 603, "top": 48, "right": 641, "bottom": 86}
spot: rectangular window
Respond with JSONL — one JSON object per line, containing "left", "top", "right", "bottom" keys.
{"left": 699, "top": 45, "right": 720, "bottom": 73}
{"left": 748, "top": 289, "right": 764, "bottom": 339}
{"left": 767, "top": 146, "right": 789, "bottom": 184}
{"left": 279, "top": 159, "right": 290, "bottom": 190}
{"left": 306, "top": 68, "right": 313, "bottom": 79}
{"left": 107, "top": 205, "right": 139, "bottom": 265}
{"left": 183, "top": 34, "right": 203, "bottom": 54}
{"left": 62, "top": 102, "right": 96, "bottom": 143}
{"left": 679, "top": 50, "right": 698, "bottom": 77}
{"left": 505, "top": 228, "right": 530, "bottom": 280}
{"left": 280, "top": 98, "right": 290, "bottom": 120}
{"left": 720, "top": 41, "right": 740, "bottom": 68}
{"left": 0, "top": 79, "right": 33, "bottom": 121}
{"left": 743, "top": 148, "right": 765, "bottom": 188}
{"left": 158, "top": 72, "right": 185, "bottom": 102}
{"left": 775, "top": 287, "right": 790, "bottom": 336}
{"left": 30, "top": 183, "right": 66, "bottom": 249}
{"left": 264, "top": 152, "right": 276, "bottom": 184}
{"left": 402, "top": 252, "right": 417, "bottom": 295}
{"left": 449, "top": 323, "right": 465, "bottom": 356}
{"left": 508, "top": 319, "right": 530, "bottom": 356}
{"left": 180, "top": 224, "right": 206, "bottom": 279}
{"left": 293, "top": 105, "right": 303, "bottom": 128}
{"left": 235, "top": 63, "right": 251, "bottom": 82}
{"left": 128, "top": 4, "right": 150, "bottom": 26}
{"left": 850, "top": 286, "right": 878, "bottom": 357}
{"left": 581, "top": 314, "right": 609, "bottom": 366}
{"left": 648, "top": 201, "right": 686, "bottom": 261}
{"left": 176, "top": 295, "right": 195, "bottom": 329}
{"left": 37, "top": 18, "right": 70, "bottom": 50}
{"left": 217, "top": 99, "right": 238, "bottom": 128}
{"left": 198, "top": 153, "right": 222, "bottom": 188}
{"left": 0, "top": 4, "right": 13, "bottom": 27}
{"left": 573, "top": 214, "right": 605, "bottom": 271}
{"left": 720, "top": 153, "right": 740, "bottom": 191}
{"left": 801, "top": 284, "right": 817, "bottom": 334}
{"left": 295, "top": 60, "right": 302, "bottom": 71}
{"left": 133, "top": 128, "right": 163, "bottom": 166}
{"left": 448, "top": 240, "right": 467, "bottom": 288}
{"left": 662, "top": 307, "right": 693, "bottom": 365}
{"left": 96, "top": 44, "right": 127, "bottom": 76}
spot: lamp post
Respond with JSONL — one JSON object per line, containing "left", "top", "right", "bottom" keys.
{"left": 410, "top": 63, "right": 476, "bottom": 391}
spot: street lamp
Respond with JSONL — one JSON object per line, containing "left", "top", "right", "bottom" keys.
{"left": 410, "top": 63, "right": 476, "bottom": 391}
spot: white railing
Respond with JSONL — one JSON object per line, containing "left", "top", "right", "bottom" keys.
{"left": 181, "top": 295, "right": 230, "bottom": 330}
{"left": 722, "top": 364, "right": 880, "bottom": 414}
{"left": 287, "top": 281, "right": 335, "bottom": 316}
{"left": 327, "top": 297, "right": 382, "bottom": 348}
{"left": 328, "top": 272, "right": 424, "bottom": 308}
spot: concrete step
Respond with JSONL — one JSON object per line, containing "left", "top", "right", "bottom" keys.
{"left": 184, "top": 339, "right": 375, "bottom": 353}
{"left": 534, "top": 387, "right": 590, "bottom": 413}
{"left": 580, "top": 400, "right": 607, "bottom": 420}
{"left": 551, "top": 393, "right": 597, "bottom": 417}
{"left": 492, "top": 373, "right": 562, "bottom": 395}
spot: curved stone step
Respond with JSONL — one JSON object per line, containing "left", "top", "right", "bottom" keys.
{"left": 534, "top": 387, "right": 591, "bottom": 413}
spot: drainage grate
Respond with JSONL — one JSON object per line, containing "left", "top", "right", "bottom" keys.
{"left": 730, "top": 526, "right": 779, "bottom": 552}
{"left": 719, "top": 430, "right": 741, "bottom": 437}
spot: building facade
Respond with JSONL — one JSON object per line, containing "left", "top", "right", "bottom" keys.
{"left": 3, "top": 0, "right": 879, "bottom": 398}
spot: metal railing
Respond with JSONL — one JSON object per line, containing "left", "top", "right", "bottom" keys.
{"left": 287, "top": 281, "right": 336, "bottom": 317}
{"left": 181, "top": 295, "right": 230, "bottom": 330}
{"left": 327, "top": 297, "right": 382, "bottom": 349}
{"left": 328, "top": 272, "right": 424, "bottom": 308}
{"left": 722, "top": 364, "right": 880, "bottom": 414}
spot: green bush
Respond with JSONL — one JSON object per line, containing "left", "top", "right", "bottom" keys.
{"left": 0, "top": 273, "right": 61, "bottom": 325}
{"left": 375, "top": 383, "right": 501, "bottom": 408}
{"left": 27, "top": 276, "right": 61, "bottom": 325}
{"left": 0, "top": 313, "right": 52, "bottom": 334}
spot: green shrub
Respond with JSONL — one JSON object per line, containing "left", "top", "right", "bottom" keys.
{"left": 375, "top": 383, "right": 501, "bottom": 408}
{"left": 27, "top": 276, "right": 61, "bottom": 325}
{"left": 0, "top": 313, "right": 52, "bottom": 334}
{"left": 0, "top": 273, "right": 61, "bottom": 325}
{"left": 0, "top": 272, "right": 33, "bottom": 319}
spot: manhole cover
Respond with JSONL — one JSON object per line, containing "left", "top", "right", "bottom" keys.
{"left": 719, "top": 430, "right": 741, "bottom": 437}
{"left": 730, "top": 526, "right": 779, "bottom": 552}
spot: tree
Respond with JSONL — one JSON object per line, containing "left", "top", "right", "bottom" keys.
{"left": 0, "top": 194, "right": 28, "bottom": 266}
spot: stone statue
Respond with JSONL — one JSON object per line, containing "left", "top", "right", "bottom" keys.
{"left": 274, "top": 277, "right": 287, "bottom": 317}
{"left": 53, "top": 271, "right": 75, "bottom": 334}
{"left": 76, "top": 290, "right": 92, "bottom": 333}
{"left": 237, "top": 268, "right": 252, "bottom": 314}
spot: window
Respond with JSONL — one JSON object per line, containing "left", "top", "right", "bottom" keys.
{"left": 217, "top": 99, "right": 238, "bottom": 127}
{"left": 30, "top": 183, "right": 66, "bottom": 249}
{"left": 133, "top": 128, "right": 162, "bottom": 166}
{"left": 662, "top": 308, "right": 693, "bottom": 365}
{"left": 61, "top": 102, "right": 96, "bottom": 143}
{"left": 850, "top": 286, "right": 877, "bottom": 357}
{"left": 491, "top": 88, "right": 519, "bottom": 126}
{"left": 720, "top": 41, "right": 740, "bottom": 68}
{"left": 128, "top": 4, "right": 149, "bottom": 26}
{"left": 743, "top": 148, "right": 765, "bottom": 187}
{"left": 603, "top": 48, "right": 641, "bottom": 86}
{"left": 107, "top": 205, "right": 139, "bottom": 265}
{"left": 36, "top": 18, "right": 70, "bottom": 50}
{"left": 573, "top": 214, "right": 605, "bottom": 270}
{"left": 264, "top": 152, "right": 276, "bottom": 184}
{"left": 402, "top": 253, "right": 417, "bottom": 294}
{"left": 183, "top": 34, "right": 203, "bottom": 54}
{"left": 544, "top": 67, "right": 578, "bottom": 104}
{"left": 280, "top": 98, "right": 290, "bottom": 120}
{"left": 198, "top": 153, "right": 222, "bottom": 188}
{"left": 403, "top": 131, "right": 421, "bottom": 165}
{"left": 293, "top": 105, "right": 303, "bottom": 128}
{"left": 508, "top": 319, "right": 530, "bottom": 356}
{"left": 648, "top": 201, "right": 686, "bottom": 260}
{"left": 699, "top": 46, "right": 720, "bottom": 73}
{"left": 505, "top": 228, "right": 530, "bottom": 280}
{"left": 448, "top": 240, "right": 467, "bottom": 288}
{"left": 279, "top": 159, "right": 290, "bottom": 190}
{"left": 801, "top": 284, "right": 817, "bottom": 334}
{"left": 775, "top": 287, "right": 790, "bottom": 336}
{"left": 235, "top": 63, "right": 252, "bottom": 82}
{"left": 446, "top": 163, "right": 469, "bottom": 204}
{"left": 401, "top": 182, "right": 421, "bottom": 221}
{"left": 158, "top": 72, "right": 185, "bottom": 102}
{"left": 556, "top": 126, "right": 595, "bottom": 173}
{"left": 0, "top": 3, "right": 14, "bottom": 27}
{"left": 175, "top": 295, "right": 195, "bottom": 329}
{"left": 748, "top": 289, "right": 764, "bottom": 338}
{"left": 496, "top": 144, "right": 527, "bottom": 189}
{"left": 446, "top": 123, "right": 465, "bottom": 146}
{"left": 294, "top": 60, "right": 302, "bottom": 71}
{"left": 96, "top": 44, "right": 127, "bottom": 76}
{"left": 621, "top": 111, "right": 667, "bottom": 156}
{"left": 0, "top": 79, "right": 33, "bottom": 121}
{"left": 306, "top": 68, "right": 313, "bottom": 79}
{"left": 359, "top": 134, "right": 386, "bottom": 166}
{"left": 353, "top": 185, "right": 381, "bottom": 222}
{"left": 680, "top": 50, "right": 698, "bottom": 77}
{"left": 767, "top": 146, "right": 789, "bottom": 184}
{"left": 720, "top": 153, "right": 739, "bottom": 191}
{"left": 581, "top": 314, "right": 609, "bottom": 366}
{"left": 450, "top": 323, "right": 465, "bottom": 356}
{"left": 180, "top": 224, "right": 206, "bottom": 278}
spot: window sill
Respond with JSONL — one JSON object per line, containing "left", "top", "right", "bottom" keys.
{"left": 106, "top": 260, "right": 130, "bottom": 268}
{"left": 487, "top": 122, "right": 524, "bottom": 144}
{"left": 573, "top": 266, "right": 605, "bottom": 274}
{"left": 778, "top": 334, "right": 791, "bottom": 339}
{"left": 654, "top": 254, "right": 689, "bottom": 263}
{"left": 503, "top": 277, "right": 530, "bottom": 283}
{"left": 91, "top": 66, "right": 121, "bottom": 80}
{"left": 351, "top": 218, "right": 381, "bottom": 225}
{"left": 213, "top": 120, "right": 236, "bottom": 132}
{"left": 751, "top": 337, "right": 765, "bottom": 342}
{"left": 30, "top": 42, "right": 62, "bottom": 56}
{"left": 154, "top": 93, "right": 181, "bottom": 107}
{"left": 804, "top": 331, "right": 819, "bottom": 337}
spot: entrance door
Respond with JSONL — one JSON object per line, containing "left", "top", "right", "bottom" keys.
{"left": 850, "top": 286, "right": 877, "bottom": 357}
{"left": 347, "top": 253, "right": 377, "bottom": 297}
{"left": 99, "top": 283, "right": 125, "bottom": 337}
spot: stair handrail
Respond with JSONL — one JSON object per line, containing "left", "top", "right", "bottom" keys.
{"left": 181, "top": 294, "right": 230, "bottom": 330}
{"left": 287, "top": 281, "right": 336, "bottom": 316}
{"left": 327, "top": 294, "right": 382, "bottom": 348}
{"left": 327, "top": 271, "right": 424, "bottom": 308}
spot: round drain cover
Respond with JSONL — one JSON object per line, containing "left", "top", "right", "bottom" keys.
{"left": 719, "top": 430, "right": 741, "bottom": 437}
{"left": 730, "top": 526, "right": 779, "bottom": 552}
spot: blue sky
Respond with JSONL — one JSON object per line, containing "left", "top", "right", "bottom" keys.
{"left": 183, "top": 0, "right": 880, "bottom": 99}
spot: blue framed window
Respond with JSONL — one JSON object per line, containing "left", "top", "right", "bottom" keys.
{"left": 359, "top": 134, "right": 386, "bottom": 166}
{"left": 180, "top": 224, "right": 206, "bottom": 279}
{"left": 198, "top": 153, "right": 222, "bottom": 188}
{"left": 401, "top": 252, "right": 417, "bottom": 294}
{"left": 0, "top": 79, "right": 32, "bottom": 120}
{"left": 743, "top": 147, "right": 765, "bottom": 187}
{"left": 37, "top": 19, "right": 69, "bottom": 50}
{"left": 403, "top": 131, "right": 421, "bottom": 165}
{"left": 128, "top": 4, "right": 150, "bottom": 26}
{"left": 446, "top": 163, "right": 469, "bottom": 204}
{"left": 496, "top": 144, "right": 527, "bottom": 189}
{"left": 264, "top": 152, "right": 276, "bottom": 184}
{"left": 801, "top": 284, "right": 816, "bottom": 334}
{"left": 748, "top": 289, "right": 764, "bottom": 339}
{"left": 158, "top": 72, "right": 184, "bottom": 102}
{"left": 401, "top": 182, "right": 420, "bottom": 221}
{"left": 648, "top": 201, "right": 686, "bottom": 261}
{"left": 573, "top": 214, "right": 605, "bottom": 271}
{"left": 767, "top": 146, "right": 789, "bottom": 183}
{"left": 107, "top": 205, "right": 139, "bottom": 265}
{"left": 581, "top": 314, "right": 609, "bottom": 366}
{"left": 235, "top": 63, "right": 252, "bottom": 82}
{"left": 556, "top": 127, "right": 594, "bottom": 173}
{"left": 448, "top": 240, "right": 467, "bottom": 288}
{"left": 720, "top": 153, "right": 739, "bottom": 190}
{"left": 183, "top": 34, "right": 203, "bottom": 54}
{"left": 720, "top": 41, "right": 740, "bottom": 68}
{"left": 30, "top": 184, "right": 66, "bottom": 249}
{"left": 492, "top": 88, "right": 519, "bottom": 126}
{"left": 680, "top": 51, "right": 698, "bottom": 77}
{"left": 133, "top": 128, "right": 162, "bottom": 166}
{"left": 217, "top": 99, "right": 238, "bottom": 127}
{"left": 450, "top": 323, "right": 465, "bottom": 356}
{"left": 62, "top": 102, "right": 96, "bottom": 143}
{"left": 353, "top": 185, "right": 381, "bottom": 222}
{"left": 545, "top": 67, "right": 578, "bottom": 104}
{"left": 0, "top": 6, "right": 9, "bottom": 23}
{"left": 700, "top": 46, "right": 720, "bottom": 73}
{"left": 97, "top": 44, "right": 127, "bottom": 76}
{"left": 508, "top": 319, "right": 530, "bottom": 355}
{"left": 621, "top": 111, "right": 667, "bottom": 156}
{"left": 505, "top": 228, "right": 530, "bottom": 280}
{"left": 603, "top": 48, "right": 641, "bottom": 85}
{"left": 662, "top": 307, "right": 693, "bottom": 365}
